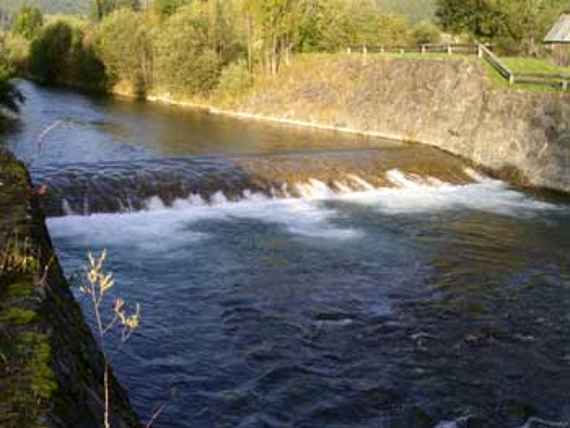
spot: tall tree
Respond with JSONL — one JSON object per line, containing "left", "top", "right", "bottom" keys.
{"left": 436, "top": 0, "right": 567, "bottom": 53}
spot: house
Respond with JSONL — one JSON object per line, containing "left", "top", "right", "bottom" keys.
{"left": 544, "top": 13, "right": 570, "bottom": 66}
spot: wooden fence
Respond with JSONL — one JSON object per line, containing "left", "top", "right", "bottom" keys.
{"left": 347, "top": 43, "right": 481, "bottom": 56}
{"left": 347, "top": 43, "right": 570, "bottom": 92}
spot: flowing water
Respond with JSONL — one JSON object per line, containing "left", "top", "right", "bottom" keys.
{"left": 5, "top": 80, "right": 570, "bottom": 427}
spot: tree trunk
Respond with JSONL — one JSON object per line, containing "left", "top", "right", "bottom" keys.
{"left": 271, "top": 34, "right": 279, "bottom": 75}
{"left": 247, "top": 14, "right": 253, "bottom": 73}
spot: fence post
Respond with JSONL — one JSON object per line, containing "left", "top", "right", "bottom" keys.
{"left": 563, "top": 80, "right": 568, "bottom": 91}
{"left": 380, "top": 45, "right": 384, "bottom": 53}
{"left": 347, "top": 47, "right": 351, "bottom": 54}
{"left": 447, "top": 45, "right": 452, "bottom": 55}
{"left": 400, "top": 48, "right": 404, "bottom": 55}
{"left": 509, "top": 73, "right": 515, "bottom": 85}
{"left": 362, "top": 45, "right": 368, "bottom": 64}
{"left": 477, "top": 44, "right": 483, "bottom": 58}
{"left": 421, "top": 45, "right": 426, "bottom": 55}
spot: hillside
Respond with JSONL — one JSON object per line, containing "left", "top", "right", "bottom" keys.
{"left": 0, "top": 0, "right": 90, "bottom": 15}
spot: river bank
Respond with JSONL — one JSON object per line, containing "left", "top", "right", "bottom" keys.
{"left": 120, "top": 54, "right": 570, "bottom": 194}
{"left": 0, "top": 149, "right": 140, "bottom": 428}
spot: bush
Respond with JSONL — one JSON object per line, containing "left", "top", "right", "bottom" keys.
{"left": 215, "top": 61, "right": 252, "bottom": 99}
{"left": 154, "top": 6, "right": 222, "bottom": 96}
{"left": 411, "top": 20, "right": 441, "bottom": 45}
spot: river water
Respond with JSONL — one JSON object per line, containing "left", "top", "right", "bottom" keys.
{"left": 5, "top": 81, "right": 570, "bottom": 427}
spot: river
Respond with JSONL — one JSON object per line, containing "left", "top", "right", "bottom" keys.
{"left": 5, "top": 80, "right": 570, "bottom": 427}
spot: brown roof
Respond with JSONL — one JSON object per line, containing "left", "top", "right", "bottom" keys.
{"left": 545, "top": 14, "right": 570, "bottom": 43}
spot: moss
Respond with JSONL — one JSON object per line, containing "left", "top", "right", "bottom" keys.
{"left": 0, "top": 307, "right": 38, "bottom": 325}
{"left": 0, "top": 332, "right": 57, "bottom": 428}
{"left": 0, "top": 159, "right": 28, "bottom": 184}
{"left": 18, "top": 333, "right": 58, "bottom": 401}
{"left": 4, "top": 280, "right": 35, "bottom": 299}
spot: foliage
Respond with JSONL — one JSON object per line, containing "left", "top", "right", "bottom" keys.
{"left": 29, "top": 20, "right": 74, "bottom": 83}
{"left": 411, "top": 20, "right": 441, "bottom": 45}
{"left": 435, "top": 0, "right": 567, "bottom": 55}
{"left": 15, "top": 0, "right": 434, "bottom": 98}
{"left": 152, "top": 0, "right": 191, "bottom": 18}
{"left": 91, "top": 0, "right": 140, "bottom": 21}
{"left": 0, "top": 36, "right": 24, "bottom": 116}
{"left": 154, "top": 5, "right": 222, "bottom": 95}
{"left": 215, "top": 60, "right": 253, "bottom": 100}
{"left": 11, "top": 6, "right": 43, "bottom": 40}
{"left": 94, "top": 9, "right": 152, "bottom": 94}
{"left": 2, "top": 33, "right": 30, "bottom": 72}
{"left": 29, "top": 19, "right": 107, "bottom": 90}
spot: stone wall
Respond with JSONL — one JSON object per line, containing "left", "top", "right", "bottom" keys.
{"left": 0, "top": 149, "right": 140, "bottom": 428}
{"left": 223, "top": 56, "right": 570, "bottom": 193}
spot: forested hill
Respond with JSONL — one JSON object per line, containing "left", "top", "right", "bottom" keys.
{"left": 1, "top": 0, "right": 434, "bottom": 22}
{"left": 0, "top": 0, "right": 90, "bottom": 15}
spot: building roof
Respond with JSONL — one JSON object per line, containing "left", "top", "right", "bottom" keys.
{"left": 545, "top": 14, "right": 570, "bottom": 43}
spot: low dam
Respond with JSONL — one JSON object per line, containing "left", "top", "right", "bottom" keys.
{"left": 3, "top": 80, "right": 570, "bottom": 427}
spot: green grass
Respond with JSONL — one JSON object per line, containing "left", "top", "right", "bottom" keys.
{"left": 501, "top": 57, "right": 570, "bottom": 75}
{"left": 360, "top": 50, "right": 570, "bottom": 93}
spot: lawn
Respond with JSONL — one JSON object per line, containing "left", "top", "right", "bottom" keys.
{"left": 500, "top": 57, "right": 570, "bottom": 75}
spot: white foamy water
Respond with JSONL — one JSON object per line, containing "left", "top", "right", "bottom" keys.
{"left": 49, "top": 190, "right": 361, "bottom": 252}
{"left": 335, "top": 169, "right": 558, "bottom": 217}
{"left": 48, "top": 170, "right": 560, "bottom": 252}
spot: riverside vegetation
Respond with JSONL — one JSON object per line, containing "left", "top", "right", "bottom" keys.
{"left": 0, "top": 0, "right": 567, "bottom": 109}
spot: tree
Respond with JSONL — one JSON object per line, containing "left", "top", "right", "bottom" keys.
{"left": 435, "top": 0, "right": 567, "bottom": 54}
{"left": 435, "top": 0, "right": 507, "bottom": 40}
{"left": 29, "top": 21, "right": 74, "bottom": 83}
{"left": 92, "top": 0, "right": 140, "bottom": 21}
{"left": 11, "top": 5, "right": 43, "bottom": 40}
{"left": 95, "top": 9, "right": 153, "bottom": 94}
{"left": 154, "top": 5, "right": 222, "bottom": 94}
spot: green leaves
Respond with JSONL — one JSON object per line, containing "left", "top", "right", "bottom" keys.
{"left": 435, "top": 0, "right": 568, "bottom": 54}
{"left": 11, "top": 6, "right": 43, "bottom": 40}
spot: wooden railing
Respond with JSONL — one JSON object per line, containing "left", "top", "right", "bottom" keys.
{"left": 478, "top": 44, "right": 514, "bottom": 84}
{"left": 346, "top": 43, "right": 570, "bottom": 92}
{"left": 347, "top": 43, "right": 481, "bottom": 56}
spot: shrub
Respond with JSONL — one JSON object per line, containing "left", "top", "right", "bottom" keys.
{"left": 215, "top": 60, "right": 253, "bottom": 99}
{"left": 411, "top": 20, "right": 441, "bottom": 45}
